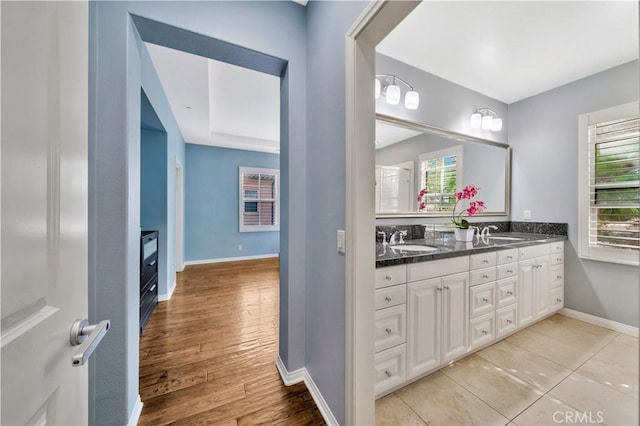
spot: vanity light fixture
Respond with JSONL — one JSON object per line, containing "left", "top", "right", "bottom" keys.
{"left": 375, "top": 74, "right": 420, "bottom": 110}
{"left": 470, "top": 108, "right": 503, "bottom": 132}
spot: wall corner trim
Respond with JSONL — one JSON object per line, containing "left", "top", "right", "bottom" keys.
{"left": 275, "top": 357, "right": 338, "bottom": 426}
{"left": 158, "top": 279, "right": 177, "bottom": 302}
{"left": 127, "top": 395, "right": 143, "bottom": 426}
{"left": 183, "top": 253, "right": 279, "bottom": 266}
{"left": 559, "top": 308, "right": 639, "bottom": 337}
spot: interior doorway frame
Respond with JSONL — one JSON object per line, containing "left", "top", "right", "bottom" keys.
{"left": 174, "top": 158, "right": 184, "bottom": 273}
{"left": 344, "top": 2, "right": 419, "bottom": 424}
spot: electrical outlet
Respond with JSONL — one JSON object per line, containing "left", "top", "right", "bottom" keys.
{"left": 238, "top": 244, "right": 243, "bottom": 251}
{"left": 523, "top": 210, "right": 531, "bottom": 220}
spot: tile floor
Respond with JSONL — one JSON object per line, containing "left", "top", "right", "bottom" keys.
{"left": 376, "top": 314, "right": 639, "bottom": 426}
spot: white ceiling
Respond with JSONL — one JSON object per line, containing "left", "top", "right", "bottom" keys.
{"left": 145, "top": 42, "right": 280, "bottom": 153}
{"left": 377, "top": 1, "right": 639, "bottom": 104}
{"left": 146, "top": 2, "right": 638, "bottom": 153}
{"left": 375, "top": 121, "right": 422, "bottom": 149}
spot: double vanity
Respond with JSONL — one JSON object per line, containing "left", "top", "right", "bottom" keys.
{"left": 373, "top": 225, "right": 567, "bottom": 397}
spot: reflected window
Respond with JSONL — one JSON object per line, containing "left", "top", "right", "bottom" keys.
{"left": 419, "top": 146, "right": 462, "bottom": 213}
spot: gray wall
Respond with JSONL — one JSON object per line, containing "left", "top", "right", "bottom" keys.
{"left": 305, "top": 2, "right": 368, "bottom": 423}
{"left": 89, "top": 2, "right": 307, "bottom": 424}
{"left": 509, "top": 60, "right": 639, "bottom": 327}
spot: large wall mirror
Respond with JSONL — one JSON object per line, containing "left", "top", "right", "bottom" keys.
{"left": 376, "top": 114, "right": 511, "bottom": 217}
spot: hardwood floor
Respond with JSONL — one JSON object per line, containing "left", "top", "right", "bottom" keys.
{"left": 138, "top": 258, "right": 325, "bottom": 425}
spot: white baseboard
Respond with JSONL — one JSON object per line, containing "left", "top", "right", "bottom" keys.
{"left": 184, "top": 253, "right": 279, "bottom": 266}
{"left": 559, "top": 308, "right": 639, "bottom": 337}
{"left": 158, "top": 279, "right": 176, "bottom": 302}
{"left": 276, "top": 357, "right": 338, "bottom": 426}
{"left": 127, "top": 394, "right": 143, "bottom": 426}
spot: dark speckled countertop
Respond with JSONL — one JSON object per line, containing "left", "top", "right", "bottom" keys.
{"left": 376, "top": 232, "right": 567, "bottom": 268}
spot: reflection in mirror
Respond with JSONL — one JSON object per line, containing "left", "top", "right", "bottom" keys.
{"left": 375, "top": 114, "right": 510, "bottom": 217}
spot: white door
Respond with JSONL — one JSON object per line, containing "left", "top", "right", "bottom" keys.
{"left": 407, "top": 278, "right": 441, "bottom": 379}
{"left": 1, "top": 2, "right": 90, "bottom": 425}
{"left": 441, "top": 272, "right": 469, "bottom": 363}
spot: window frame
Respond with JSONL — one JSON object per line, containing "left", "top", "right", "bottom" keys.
{"left": 239, "top": 166, "right": 280, "bottom": 233}
{"left": 578, "top": 101, "right": 639, "bottom": 266}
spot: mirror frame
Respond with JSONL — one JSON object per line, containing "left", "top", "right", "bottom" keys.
{"left": 376, "top": 113, "right": 511, "bottom": 218}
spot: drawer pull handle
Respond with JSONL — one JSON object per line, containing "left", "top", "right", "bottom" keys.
{"left": 507, "top": 256, "right": 513, "bottom": 260}
{"left": 482, "top": 274, "right": 489, "bottom": 279}
{"left": 443, "top": 286, "right": 450, "bottom": 290}
{"left": 507, "top": 319, "right": 513, "bottom": 324}
{"left": 385, "top": 328, "right": 392, "bottom": 334}
{"left": 506, "top": 291, "right": 513, "bottom": 295}
{"left": 385, "top": 296, "right": 392, "bottom": 302}
{"left": 385, "top": 370, "right": 392, "bottom": 378}
{"left": 481, "top": 330, "right": 488, "bottom": 335}
{"left": 557, "top": 298, "right": 563, "bottom": 303}
{"left": 437, "top": 287, "right": 443, "bottom": 291}
{"left": 482, "top": 259, "right": 489, "bottom": 263}
{"left": 385, "top": 275, "right": 392, "bottom": 281}
{"left": 149, "top": 260, "right": 157, "bottom": 266}
{"left": 557, "top": 258, "right": 562, "bottom": 262}
{"left": 507, "top": 270, "right": 513, "bottom": 274}
{"left": 482, "top": 297, "right": 489, "bottom": 303}
{"left": 556, "top": 275, "right": 562, "bottom": 280}
{"left": 149, "top": 284, "right": 157, "bottom": 292}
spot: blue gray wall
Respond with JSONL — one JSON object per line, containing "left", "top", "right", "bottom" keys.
{"left": 509, "top": 60, "right": 639, "bottom": 327}
{"left": 89, "top": 2, "right": 307, "bottom": 424}
{"left": 305, "top": 2, "right": 368, "bottom": 423}
{"left": 185, "top": 144, "right": 279, "bottom": 261}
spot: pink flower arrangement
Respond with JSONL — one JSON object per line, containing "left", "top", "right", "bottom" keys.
{"left": 416, "top": 188, "right": 427, "bottom": 211}
{"left": 452, "top": 184, "right": 485, "bottom": 229}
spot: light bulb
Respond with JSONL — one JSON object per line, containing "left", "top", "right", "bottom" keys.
{"left": 470, "top": 112, "right": 482, "bottom": 128}
{"left": 404, "top": 90, "right": 419, "bottom": 109}
{"left": 385, "top": 84, "right": 400, "bottom": 105}
{"left": 491, "top": 117, "right": 503, "bottom": 132}
{"left": 481, "top": 114, "right": 494, "bottom": 130}
{"left": 375, "top": 79, "right": 381, "bottom": 99}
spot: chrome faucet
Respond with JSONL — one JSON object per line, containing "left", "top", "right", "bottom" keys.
{"left": 481, "top": 225, "right": 498, "bottom": 238}
{"left": 389, "top": 230, "right": 407, "bottom": 245}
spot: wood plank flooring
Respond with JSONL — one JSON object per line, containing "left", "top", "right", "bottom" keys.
{"left": 138, "top": 258, "right": 325, "bottom": 425}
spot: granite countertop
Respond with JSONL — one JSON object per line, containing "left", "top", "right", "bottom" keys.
{"left": 376, "top": 232, "right": 567, "bottom": 268}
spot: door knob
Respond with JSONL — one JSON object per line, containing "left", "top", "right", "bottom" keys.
{"left": 70, "top": 318, "right": 111, "bottom": 367}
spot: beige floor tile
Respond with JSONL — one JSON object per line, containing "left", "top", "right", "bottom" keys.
{"left": 512, "top": 394, "right": 604, "bottom": 426}
{"left": 442, "top": 354, "right": 545, "bottom": 419}
{"left": 549, "top": 372, "right": 639, "bottom": 426}
{"left": 506, "top": 327, "right": 596, "bottom": 370}
{"left": 612, "top": 332, "right": 639, "bottom": 348}
{"left": 477, "top": 340, "right": 572, "bottom": 392}
{"left": 375, "top": 393, "right": 426, "bottom": 426}
{"left": 396, "top": 371, "right": 509, "bottom": 426}
{"left": 526, "top": 317, "right": 616, "bottom": 353}
{"left": 577, "top": 336, "right": 639, "bottom": 399}
{"left": 543, "top": 315, "right": 620, "bottom": 340}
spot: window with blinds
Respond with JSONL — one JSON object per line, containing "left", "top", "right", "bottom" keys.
{"left": 239, "top": 167, "right": 279, "bottom": 232}
{"left": 418, "top": 147, "right": 461, "bottom": 213}
{"left": 587, "top": 115, "right": 639, "bottom": 251}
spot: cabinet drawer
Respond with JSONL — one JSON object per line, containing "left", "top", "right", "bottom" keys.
{"left": 551, "top": 241, "right": 564, "bottom": 254}
{"left": 469, "top": 312, "right": 495, "bottom": 350}
{"left": 497, "top": 248, "right": 518, "bottom": 265}
{"left": 496, "top": 304, "right": 518, "bottom": 338}
{"left": 374, "top": 344, "right": 406, "bottom": 397}
{"left": 550, "top": 286, "right": 564, "bottom": 311}
{"left": 375, "top": 265, "right": 407, "bottom": 289}
{"left": 407, "top": 256, "right": 468, "bottom": 282}
{"left": 375, "top": 285, "right": 406, "bottom": 310}
{"left": 519, "top": 243, "right": 551, "bottom": 260}
{"left": 141, "top": 255, "right": 158, "bottom": 288}
{"left": 470, "top": 252, "right": 497, "bottom": 269}
{"left": 550, "top": 253, "right": 564, "bottom": 266}
{"left": 550, "top": 264, "right": 564, "bottom": 288}
{"left": 374, "top": 305, "right": 406, "bottom": 352}
{"left": 470, "top": 282, "right": 496, "bottom": 318}
{"left": 470, "top": 267, "right": 497, "bottom": 287}
{"left": 496, "top": 276, "right": 518, "bottom": 307}
{"left": 496, "top": 262, "right": 518, "bottom": 280}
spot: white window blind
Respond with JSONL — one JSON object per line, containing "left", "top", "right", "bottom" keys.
{"left": 587, "top": 115, "right": 639, "bottom": 251}
{"left": 239, "top": 167, "right": 279, "bottom": 232}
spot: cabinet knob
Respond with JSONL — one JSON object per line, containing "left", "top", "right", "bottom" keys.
{"left": 437, "top": 287, "right": 443, "bottom": 291}
{"left": 507, "top": 256, "right": 513, "bottom": 260}
{"left": 385, "top": 275, "right": 392, "bottom": 281}
{"left": 556, "top": 275, "right": 562, "bottom": 280}
{"left": 507, "top": 270, "right": 513, "bottom": 274}
{"left": 385, "top": 328, "right": 392, "bottom": 334}
{"left": 557, "top": 258, "right": 562, "bottom": 262}
{"left": 385, "top": 296, "right": 392, "bottom": 302}
{"left": 507, "top": 291, "right": 513, "bottom": 295}
{"left": 443, "top": 286, "right": 450, "bottom": 290}
{"left": 483, "top": 259, "right": 489, "bottom": 263}
{"left": 557, "top": 298, "right": 563, "bottom": 303}
{"left": 507, "top": 319, "right": 513, "bottom": 324}
{"left": 482, "top": 297, "right": 489, "bottom": 303}
{"left": 481, "top": 330, "right": 488, "bottom": 335}
{"left": 385, "top": 370, "right": 392, "bottom": 378}
{"left": 482, "top": 274, "right": 489, "bottom": 279}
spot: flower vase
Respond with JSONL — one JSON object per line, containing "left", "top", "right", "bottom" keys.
{"left": 454, "top": 227, "right": 474, "bottom": 242}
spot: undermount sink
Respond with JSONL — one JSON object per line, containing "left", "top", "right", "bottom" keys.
{"left": 489, "top": 236, "right": 525, "bottom": 241}
{"left": 390, "top": 244, "right": 438, "bottom": 252}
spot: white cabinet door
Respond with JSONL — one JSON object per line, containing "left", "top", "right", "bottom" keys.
{"left": 1, "top": 2, "right": 90, "bottom": 425}
{"left": 441, "top": 272, "right": 469, "bottom": 364}
{"left": 534, "top": 256, "right": 551, "bottom": 318}
{"left": 407, "top": 278, "right": 441, "bottom": 379}
{"left": 518, "top": 259, "right": 536, "bottom": 326}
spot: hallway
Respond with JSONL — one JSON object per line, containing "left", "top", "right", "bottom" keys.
{"left": 138, "top": 258, "right": 324, "bottom": 425}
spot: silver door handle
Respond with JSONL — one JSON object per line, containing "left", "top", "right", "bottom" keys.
{"left": 69, "top": 318, "right": 110, "bottom": 367}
